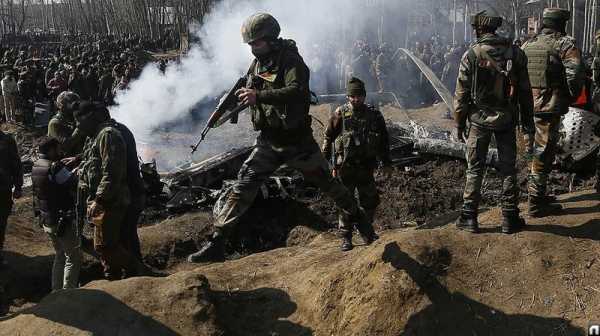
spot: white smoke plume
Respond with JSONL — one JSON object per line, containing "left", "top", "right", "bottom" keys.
{"left": 110, "top": 0, "right": 398, "bottom": 170}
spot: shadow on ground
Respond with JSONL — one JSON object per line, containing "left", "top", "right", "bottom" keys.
{"left": 0, "top": 288, "right": 179, "bottom": 335}
{"left": 213, "top": 287, "right": 313, "bottom": 336}
{"left": 382, "top": 242, "right": 583, "bottom": 336}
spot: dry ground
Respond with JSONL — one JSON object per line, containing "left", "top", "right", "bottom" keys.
{"left": 1, "top": 189, "right": 598, "bottom": 335}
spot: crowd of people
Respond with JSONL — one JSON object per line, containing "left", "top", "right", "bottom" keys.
{"left": 0, "top": 33, "right": 177, "bottom": 126}
{"left": 0, "top": 9, "right": 599, "bottom": 298}
{"left": 306, "top": 35, "right": 466, "bottom": 108}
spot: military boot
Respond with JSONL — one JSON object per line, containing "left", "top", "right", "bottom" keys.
{"left": 456, "top": 214, "right": 479, "bottom": 233}
{"left": 187, "top": 230, "right": 226, "bottom": 263}
{"left": 354, "top": 210, "right": 379, "bottom": 245}
{"left": 340, "top": 231, "right": 353, "bottom": 252}
{"left": 528, "top": 197, "right": 562, "bottom": 218}
{"left": 502, "top": 215, "right": 526, "bottom": 234}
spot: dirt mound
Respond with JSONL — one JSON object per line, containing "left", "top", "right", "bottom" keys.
{"left": 0, "top": 272, "right": 220, "bottom": 336}
{"left": 1, "top": 190, "right": 598, "bottom": 335}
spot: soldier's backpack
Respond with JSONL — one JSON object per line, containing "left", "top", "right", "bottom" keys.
{"left": 465, "top": 41, "right": 518, "bottom": 127}
{"left": 522, "top": 34, "right": 564, "bottom": 89}
{"left": 466, "top": 43, "right": 516, "bottom": 111}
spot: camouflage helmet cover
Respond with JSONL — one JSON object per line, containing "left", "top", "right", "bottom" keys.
{"left": 56, "top": 91, "right": 80, "bottom": 111}
{"left": 241, "top": 13, "right": 281, "bottom": 44}
{"left": 543, "top": 8, "right": 571, "bottom": 21}
{"left": 470, "top": 10, "right": 503, "bottom": 29}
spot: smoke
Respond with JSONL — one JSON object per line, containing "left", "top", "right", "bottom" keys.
{"left": 110, "top": 0, "right": 406, "bottom": 170}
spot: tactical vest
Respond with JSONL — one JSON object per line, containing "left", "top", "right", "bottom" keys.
{"left": 334, "top": 104, "right": 382, "bottom": 166}
{"left": 32, "top": 158, "right": 73, "bottom": 233}
{"left": 522, "top": 34, "right": 563, "bottom": 89}
{"left": 466, "top": 43, "right": 517, "bottom": 127}
{"left": 248, "top": 42, "right": 311, "bottom": 139}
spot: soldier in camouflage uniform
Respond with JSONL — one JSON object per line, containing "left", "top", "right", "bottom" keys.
{"left": 0, "top": 130, "right": 23, "bottom": 266}
{"left": 74, "top": 102, "right": 145, "bottom": 279}
{"left": 188, "top": 13, "right": 376, "bottom": 262}
{"left": 454, "top": 11, "right": 535, "bottom": 234}
{"left": 375, "top": 44, "right": 392, "bottom": 93}
{"left": 322, "top": 77, "right": 391, "bottom": 251}
{"left": 522, "top": 8, "right": 585, "bottom": 215}
{"left": 47, "top": 91, "right": 86, "bottom": 157}
{"left": 590, "top": 30, "right": 600, "bottom": 194}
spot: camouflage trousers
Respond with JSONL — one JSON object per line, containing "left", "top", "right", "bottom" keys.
{"left": 338, "top": 165, "right": 380, "bottom": 235}
{"left": 528, "top": 115, "right": 561, "bottom": 199}
{"left": 215, "top": 136, "right": 359, "bottom": 232}
{"left": 92, "top": 203, "right": 142, "bottom": 280}
{"left": 462, "top": 126, "right": 519, "bottom": 217}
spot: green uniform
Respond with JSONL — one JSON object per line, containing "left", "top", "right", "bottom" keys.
{"left": 375, "top": 52, "right": 391, "bottom": 92}
{"left": 591, "top": 32, "right": 600, "bottom": 192}
{"left": 215, "top": 39, "right": 361, "bottom": 233}
{"left": 78, "top": 119, "right": 136, "bottom": 279}
{"left": 47, "top": 113, "right": 86, "bottom": 157}
{"left": 523, "top": 28, "right": 584, "bottom": 200}
{"left": 454, "top": 33, "right": 534, "bottom": 219}
{"left": 322, "top": 102, "right": 391, "bottom": 234}
{"left": 0, "top": 130, "right": 22, "bottom": 258}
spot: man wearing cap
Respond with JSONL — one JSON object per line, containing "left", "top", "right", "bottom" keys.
{"left": 1, "top": 70, "right": 17, "bottom": 123}
{"left": 48, "top": 91, "right": 86, "bottom": 157}
{"left": 74, "top": 102, "right": 147, "bottom": 279}
{"left": 31, "top": 137, "right": 81, "bottom": 290}
{"left": 322, "top": 77, "right": 391, "bottom": 251}
{"left": 187, "top": 13, "right": 377, "bottom": 261}
{"left": 454, "top": 11, "right": 535, "bottom": 234}
{"left": 522, "top": 8, "right": 584, "bottom": 216}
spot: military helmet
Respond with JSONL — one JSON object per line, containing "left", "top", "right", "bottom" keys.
{"left": 543, "top": 8, "right": 571, "bottom": 21}
{"left": 56, "top": 91, "right": 80, "bottom": 111}
{"left": 470, "top": 10, "right": 503, "bottom": 29}
{"left": 241, "top": 13, "right": 281, "bottom": 44}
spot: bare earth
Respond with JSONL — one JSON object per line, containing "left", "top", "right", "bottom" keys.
{"left": 1, "top": 189, "right": 598, "bottom": 335}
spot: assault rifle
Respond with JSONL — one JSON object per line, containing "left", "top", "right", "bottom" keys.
{"left": 190, "top": 76, "right": 251, "bottom": 154}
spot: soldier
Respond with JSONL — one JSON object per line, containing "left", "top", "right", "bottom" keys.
{"left": 187, "top": 13, "right": 377, "bottom": 262}
{"left": 47, "top": 91, "right": 86, "bottom": 157}
{"left": 522, "top": 8, "right": 585, "bottom": 216}
{"left": 592, "top": 31, "right": 600, "bottom": 194}
{"left": 454, "top": 11, "right": 535, "bottom": 234}
{"left": 0, "top": 129, "right": 23, "bottom": 266}
{"left": 113, "top": 121, "right": 146, "bottom": 260}
{"left": 375, "top": 43, "right": 392, "bottom": 93}
{"left": 32, "top": 137, "right": 81, "bottom": 290}
{"left": 322, "top": 77, "right": 391, "bottom": 251}
{"left": 74, "top": 101, "right": 146, "bottom": 279}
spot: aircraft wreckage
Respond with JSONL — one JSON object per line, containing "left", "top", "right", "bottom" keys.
{"left": 145, "top": 49, "right": 600, "bottom": 212}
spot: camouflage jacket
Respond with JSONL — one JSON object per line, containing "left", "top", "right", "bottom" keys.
{"left": 522, "top": 28, "right": 584, "bottom": 116}
{"left": 592, "top": 33, "right": 600, "bottom": 90}
{"left": 47, "top": 113, "right": 86, "bottom": 157}
{"left": 322, "top": 102, "right": 391, "bottom": 169}
{"left": 249, "top": 39, "right": 313, "bottom": 146}
{"left": 78, "top": 120, "right": 129, "bottom": 207}
{"left": 0, "top": 130, "right": 23, "bottom": 193}
{"left": 454, "top": 33, "right": 534, "bottom": 133}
